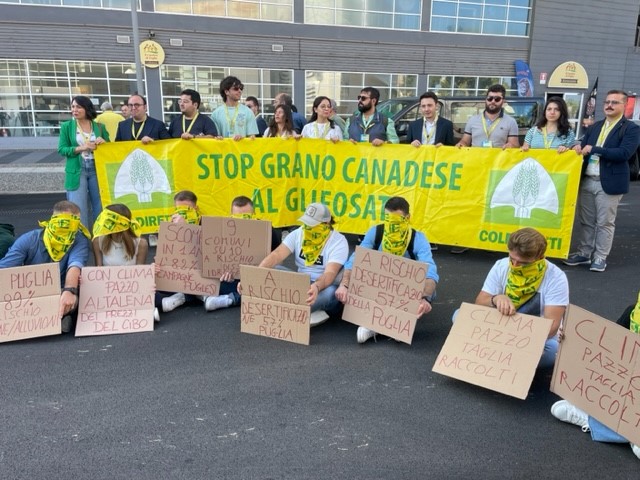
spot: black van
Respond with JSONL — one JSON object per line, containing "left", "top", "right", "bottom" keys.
{"left": 377, "top": 96, "right": 545, "bottom": 145}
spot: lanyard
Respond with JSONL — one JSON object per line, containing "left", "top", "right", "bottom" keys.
{"left": 225, "top": 105, "right": 239, "bottom": 132}
{"left": 361, "top": 113, "right": 375, "bottom": 133}
{"left": 481, "top": 114, "right": 501, "bottom": 140}
{"left": 132, "top": 119, "right": 146, "bottom": 140}
{"left": 422, "top": 117, "right": 437, "bottom": 144}
{"left": 596, "top": 118, "right": 621, "bottom": 147}
{"left": 182, "top": 112, "right": 199, "bottom": 134}
{"left": 314, "top": 122, "right": 330, "bottom": 138}
{"left": 542, "top": 127, "right": 555, "bottom": 149}
{"left": 77, "top": 121, "right": 93, "bottom": 144}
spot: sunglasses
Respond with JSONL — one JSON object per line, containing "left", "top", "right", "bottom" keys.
{"left": 231, "top": 85, "right": 244, "bottom": 91}
{"left": 357, "top": 95, "right": 370, "bottom": 101}
{"left": 486, "top": 96, "right": 503, "bottom": 102}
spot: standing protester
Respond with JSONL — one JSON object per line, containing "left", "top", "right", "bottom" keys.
{"left": 301, "top": 96, "right": 343, "bottom": 141}
{"left": 95, "top": 102, "right": 124, "bottom": 143}
{"left": 274, "top": 92, "right": 306, "bottom": 134}
{"left": 345, "top": 87, "right": 399, "bottom": 146}
{"left": 564, "top": 90, "right": 640, "bottom": 272}
{"left": 245, "top": 96, "right": 268, "bottom": 138}
{"left": 168, "top": 89, "right": 218, "bottom": 139}
{"left": 115, "top": 94, "right": 170, "bottom": 143}
{"left": 407, "top": 91, "right": 455, "bottom": 147}
{"left": 211, "top": 76, "right": 258, "bottom": 140}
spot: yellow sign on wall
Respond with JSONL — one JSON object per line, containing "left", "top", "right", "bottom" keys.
{"left": 95, "top": 139, "right": 582, "bottom": 257}
{"left": 139, "top": 40, "right": 165, "bottom": 68}
{"left": 548, "top": 61, "right": 589, "bottom": 89}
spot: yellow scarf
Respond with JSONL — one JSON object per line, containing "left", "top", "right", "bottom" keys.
{"left": 505, "top": 258, "right": 547, "bottom": 308}
{"left": 38, "top": 213, "right": 90, "bottom": 262}
{"left": 93, "top": 209, "right": 141, "bottom": 238}
{"left": 230, "top": 213, "right": 255, "bottom": 220}
{"left": 630, "top": 290, "right": 640, "bottom": 334}
{"left": 301, "top": 223, "right": 331, "bottom": 266}
{"left": 174, "top": 206, "right": 201, "bottom": 225}
{"left": 382, "top": 213, "right": 411, "bottom": 256}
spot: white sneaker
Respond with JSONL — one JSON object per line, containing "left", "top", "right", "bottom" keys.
{"left": 148, "top": 234, "right": 158, "bottom": 247}
{"left": 550, "top": 400, "right": 589, "bottom": 428}
{"left": 357, "top": 326, "right": 376, "bottom": 344}
{"left": 309, "top": 310, "right": 329, "bottom": 327}
{"left": 153, "top": 308, "right": 160, "bottom": 322}
{"left": 204, "top": 295, "right": 233, "bottom": 311}
{"left": 631, "top": 444, "right": 640, "bottom": 460}
{"left": 162, "top": 293, "right": 186, "bottom": 312}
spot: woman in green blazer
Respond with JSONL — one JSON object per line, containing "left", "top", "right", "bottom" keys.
{"left": 57, "top": 95, "right": 109, "bottom": 229}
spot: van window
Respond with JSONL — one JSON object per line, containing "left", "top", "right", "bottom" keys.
{"left": 450, "top": 101, "right": 485, "bottom": 137}
{"left": 394, "top": 104, "right": 421, "bottom": 137}
{"left": 504, "top": 101, "right": 539, "bottom": 129}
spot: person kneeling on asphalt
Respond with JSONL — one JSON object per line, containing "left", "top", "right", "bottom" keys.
{"left": 239, "top": 203, "right": 348, "bottom": 327}
{"left": 550, "top": 291, "right": 640, "bottom": 461}
{"left": 335, "top": 196, "right": 438, "bottom": 344}
{"left": 464, "top": 227, "right": 568, "bottom": 369}
{"left": 0, "top": 200, "right": 90, "bottom": 333}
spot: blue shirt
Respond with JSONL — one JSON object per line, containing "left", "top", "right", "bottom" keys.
{"left": 524, "top": 126, "right": 576, "bottom": 149}
{"left": 0, "top": 228, "right": 90, "bottom": 285}
{"left": 344, "top": 225, "right": 439, "bottom": 283}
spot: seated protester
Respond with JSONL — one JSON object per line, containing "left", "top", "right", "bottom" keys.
{"left": 240, "top": 203, "right": 348, "bottom": 326}
{"left": 550, "top": 291, "right": 640, "bottom": 461}
{"left": 0, "top": 223, "right": 15, "bottom": 259}
{"left": 92, "top": 204, "right": 156, "bottom": 319}
{"left": 0, "top": 200, "right": 90, "bottom": 333}
{"left": 335, "top": 196, "right": 439, "bottom": 344}
{"left": 154, "top": 190, "right": 202, "bottom": 315}
{"left": 203, "top": 195, "right": 281, "bottom": 312}
{"left": 471, "top": 227, "right": 568, "bottom": 369}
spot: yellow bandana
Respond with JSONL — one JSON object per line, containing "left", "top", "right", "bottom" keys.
{"left": 301, "top": 223, "right": 331, "bottom": 266}
{"left": 230, "top": 213, "right": 255, "bottom": 220}
{"left": 505, "top": 258, "right": 547, "bottom": 308}
{"left": 93, "top": 209, "right": 141, "bottom": 238}
{"left": 174, "top": 206, "right": 201, "bottom": 225}
{"left": 630, "top": 290, "right": 640, "bottom": 334}
{"left": 382, "top": 213, "right": 410, "bottom": 256}
{"left": 38, "top": 213, "right": 90, "bottom": 262}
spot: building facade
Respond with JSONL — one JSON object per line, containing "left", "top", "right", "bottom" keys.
{"left": 0, "top": 0, "right": 639, "bottom": 137}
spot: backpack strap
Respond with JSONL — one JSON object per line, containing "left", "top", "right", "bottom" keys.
{"left": 372, "top": 224, "right": 417, "bottom": 260}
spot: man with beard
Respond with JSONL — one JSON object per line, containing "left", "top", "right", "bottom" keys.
{"left": 564, "top": 89, "right": 640, "bottom": 272}
{"left": 345, "top": 87, "right": 399, "bottom": 146}
{"left": 168, "top": 89, "right": 218, "bottom": 139}
{"left": 455, "top": 84, "right": 519, "bottom": 149}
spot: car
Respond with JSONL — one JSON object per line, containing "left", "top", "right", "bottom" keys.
{"left": 377, "top": 95, "right": 545, "bottom": 145}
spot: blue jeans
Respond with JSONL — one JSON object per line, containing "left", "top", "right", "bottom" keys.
{"left": 66, "top": 161, "right": 101, "bottom": 230}
{"left": 274, "top": 265, "right": 341, "bottom": 314}
{"left": 588, "top": 416, "right": 628, "bottom": 443}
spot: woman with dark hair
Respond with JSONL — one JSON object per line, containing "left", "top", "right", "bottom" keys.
{"left": 58, "top": 95, "right": 109, "bottom": 229}
{"left": 264, "top": 104, "right": 297, "bottom": 138}
{"left": 301, "top": 96, "right": 343, "bottom": 142}
{"left": 521, "top": 97, "right": 576, "bottom": 153}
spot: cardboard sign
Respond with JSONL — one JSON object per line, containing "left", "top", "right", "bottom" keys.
{"left": 342, "top": 247, "right": 426, "bottom": 344}
{"left": 0, "top": 263, "right": 61, "bottom": 342}
{"left": 551, "top": 304, "right": 640, "bottom": 445}
{"left": 201, "top": 216, "right": 271, "bottom": 280}
{"left": 75, "top": 265, "right": 155, "bottom": 337}
{"left": 433, "top": 302, "right": 552, "bottom": 399}
{"left": 155, "top": 222, "right": 220, "bottom": 296}
{"left": 239, "top": 265, "right": 310, "bottom": 345}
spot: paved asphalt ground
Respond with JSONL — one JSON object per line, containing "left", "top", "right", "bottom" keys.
{"left": 0, "top": 186, "right": 639, "bottom": 479}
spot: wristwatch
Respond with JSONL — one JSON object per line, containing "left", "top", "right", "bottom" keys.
{"left": 62, "top": 287, "right": 79, "bottom": 296}
{"left": 422, "top": 295, "right": 433, "bottom": 304}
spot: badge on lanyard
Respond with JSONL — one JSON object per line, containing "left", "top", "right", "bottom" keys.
{"left": 360, "top": 134, "right": 370, "bottom": 142}
{"left": 588, "top": 154, "right": 600, "bottom": 166}
{"left": 482, "top": 140, "right": 493, "bottom": 148}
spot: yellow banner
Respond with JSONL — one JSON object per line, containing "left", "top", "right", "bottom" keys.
{"left": 95, "top": 138, "right": 582, "bottom": 257}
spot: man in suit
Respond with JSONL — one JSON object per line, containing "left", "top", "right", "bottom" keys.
{"left": 407, "top": 91, "right": 455, "bottom": 147}
{"left": 115, "top": 94, "right": 170, "bottom": 144}
{"left": 564, "top": 89, "right": 640, "bottom": 272}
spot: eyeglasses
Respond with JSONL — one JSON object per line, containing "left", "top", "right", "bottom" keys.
{"left": 231, "top": 85, "right": 244, "bottom": 91}
{"left": 486, "top": 96, "right": 503, "bottom": 102}
{"left": 127, "top": 103, "right": 144, "bottom": 108}
{"left": 357, "top": 95, "right": 370, "bottom": 101}
{"left": 603, "top": 100, "right": 623, "bottom": 105}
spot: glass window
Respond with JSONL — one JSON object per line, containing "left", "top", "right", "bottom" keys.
{"left": 156, "top": 0, "right": 293, "bottom": 22}
{"left": 428, "top": 75, "right": 517, "bottom": 97}
{"left": 431, "top": 0, "right": 531, "bottom": 37}
{"left": 306, "top": 0, "right": 421, "bottom": 30}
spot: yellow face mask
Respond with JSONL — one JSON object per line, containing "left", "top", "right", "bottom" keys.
{"left": 230, "top": 213, "right": 255, "bottom": 220}
{"left": 382, "top": 212, "right": 410, "bottom": 256}
{"left": 505, "top": 258, "right": 547, "bottom": 308}
{"left": 301, "top": 223, "right": 331, "bottom": 266}
{"left": 174, "top": 205, "right": 201, "bottom": 225}
{"left": 93, "top": 209, "right": 141, "bottom": 238}
{"left": 38, "top": 213, "right": 90, "bottom": 262}
{"left": 630, "top": 290, "right": 640, "bottom": 334}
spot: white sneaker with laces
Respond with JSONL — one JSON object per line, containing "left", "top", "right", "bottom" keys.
{"left": 204, "top": 295, "right": 233, "bottom": 311}
{"left": 309, "top": 310, "right": 329, "bottom": 327}
{"left": 153, "top": 308, "right": 160, "bottom": 322}
{"left": 550, "top": 400, "right": 589, "bottom": 428}
{"left": 357, "top": 326, "right": 376, "bottom": 344}
{"left": 162, "top": 293, "right": 186, "bottom": 312}
{"left": 631, "top": 444, "right": 640, "bottom": 460}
